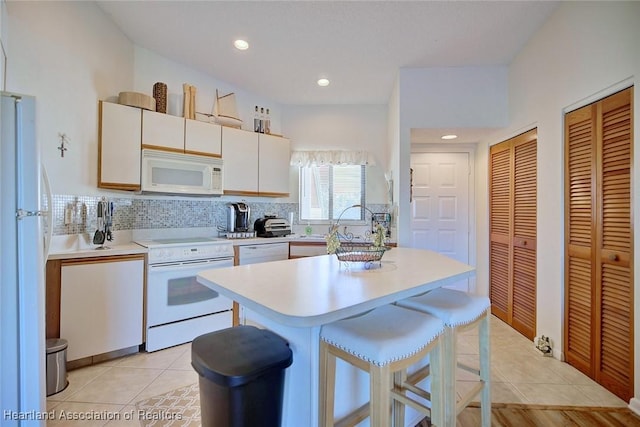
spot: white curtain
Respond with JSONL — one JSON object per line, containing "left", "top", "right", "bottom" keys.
{"left": 290, "top": 150, "right": 374, "bottom": 166}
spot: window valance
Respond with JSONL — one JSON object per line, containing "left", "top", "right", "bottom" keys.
{"left": 290, "top": 150, "right": 374, "bottom": 166}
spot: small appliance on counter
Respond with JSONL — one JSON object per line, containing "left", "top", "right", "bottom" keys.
{"left": 227, "top": 202, "right": 250, "bottom": 232}
{"left": 254, "top": 216, "right": 292, "bottom": 238}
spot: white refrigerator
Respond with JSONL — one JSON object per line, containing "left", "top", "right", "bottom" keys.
{"left": 1, "top": 92, "right": 51, "bottom": 425}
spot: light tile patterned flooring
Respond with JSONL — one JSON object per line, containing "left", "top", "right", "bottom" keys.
{"left": 47, "top": 316, "right": 628, "bottom": 426}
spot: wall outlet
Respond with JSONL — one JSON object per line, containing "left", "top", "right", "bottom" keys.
{"left": 64, "top": 207, "right": 72, "bottom": 225}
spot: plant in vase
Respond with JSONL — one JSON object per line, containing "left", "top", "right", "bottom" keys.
{"left": 373, "top": 224, "right": 386, "bottom": 247}
{"left": 326, "top": 224, "right": 341, "bottom": 254}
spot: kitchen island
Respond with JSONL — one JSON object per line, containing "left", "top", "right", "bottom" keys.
{"left": 198, "top": 248, "right": 475, "bottom": 427}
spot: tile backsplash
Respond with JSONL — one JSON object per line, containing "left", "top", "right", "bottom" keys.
{"left": 52, "top": 194, "right": 390, "bottom": 236}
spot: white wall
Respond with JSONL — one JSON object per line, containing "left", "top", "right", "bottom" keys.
{"left": 5, "top": 2, "right": 390, "bottom": 209}
{"left": 282, "top": 104, "right": 389, "bottom": 204}
{"left": 474, "top": 1, "right": 640, "bottom": 402}
{"left": 5, "top": 2, "right": 286, "bottom": 198}
{"left": 398, "top": 66, "right": 508, "bottom": 129}
{"left": 396, "top": 66, "right": 509, "bottom": 246}
{"left": 132, "top": 47, "right": 283, "bottom": 136}
{"left": 5, "top": 1, "right": 133, "bottom": 195}
{"left": 134, "top": 54, "right": 392, "bottom": 205}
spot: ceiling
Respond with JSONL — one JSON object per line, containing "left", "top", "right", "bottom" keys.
{"left": 96, "top": 1, "right": 558, "bottom": 144}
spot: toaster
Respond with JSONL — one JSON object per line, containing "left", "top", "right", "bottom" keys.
{"left": 254, "top": 216, "right": 292, "bottom": 238}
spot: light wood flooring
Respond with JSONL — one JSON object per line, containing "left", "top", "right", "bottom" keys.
{"left": 416, "top": 403, "right": 640, "bottom": 427}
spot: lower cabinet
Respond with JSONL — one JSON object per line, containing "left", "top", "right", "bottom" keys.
{"left": 47, "top": 255, "right": 144, "bottom": 364}
{"left": 289, "top": 242, "right": 327, "bottom": 258}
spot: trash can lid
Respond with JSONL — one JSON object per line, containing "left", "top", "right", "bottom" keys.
{"left": 46, "top": 338, "right": 68, "bottom": 354}
{"left": 191, "top": 326, "right": 293, "bottom": 387}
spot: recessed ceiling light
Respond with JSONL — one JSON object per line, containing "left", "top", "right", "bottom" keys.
{"left": 441, "top": 134, "right": 458, "bottom": 140}
{"left": 234, "top": 39, "right": 249, "bottom": 50}
{"left": 317, "top": 78, "right": 330, "bottom": 87}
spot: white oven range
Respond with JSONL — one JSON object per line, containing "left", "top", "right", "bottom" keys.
{"left": 135, "top": 237, "right": 235, "bottom": 351}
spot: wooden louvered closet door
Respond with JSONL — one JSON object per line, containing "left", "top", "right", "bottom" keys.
{"left": 564, "top": 86, "right": 633, "bottom": 402}
{"left": 489, "top": 129, "right": 537, "bottom": 340}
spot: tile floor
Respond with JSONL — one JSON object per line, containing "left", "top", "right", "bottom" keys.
{"left": 47, "top": 316, "right": 628, "bottom": 426}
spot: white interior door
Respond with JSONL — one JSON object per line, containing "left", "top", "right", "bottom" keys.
{"left": 410, "top": 152, "right": 470, "bottom": 291}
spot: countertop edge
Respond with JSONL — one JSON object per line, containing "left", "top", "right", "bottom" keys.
{"left": 46, "top": 233, "right": 396, "bottom": 259}
{"left": 198, "top": 268, "right": 473, "bottom": 328}
{"left": 229, "top": 235, "right": 396, "bottom": 246}
{"left": 47, "top": 244, "right": 147, "bottom": 260}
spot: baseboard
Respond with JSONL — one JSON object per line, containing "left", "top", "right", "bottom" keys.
{"left": 67, "top": 345, "right": 139, "bottom": 370}
{"left": 628, "top": 397, "right": 640, "bottom": 416}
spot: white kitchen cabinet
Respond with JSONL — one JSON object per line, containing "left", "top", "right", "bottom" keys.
{"left": 258, "top": 134, "right": 290, "bottom": 196}
{"left": 142, "top": 109, "right": 185, "bottom": 152}
{"left": 222, "top": 126, "right": 259, "bottom": 195}
{"left": 289, "top": 242, "right": 327, "bottom": 258}
{"left": 98, "top": 101, "right": 142, "bottom": 190}
{"left": 59, "top": 256, "right": 144, "bottom": 362}
{"left": 185, "top": 119, "right": 222, "bottom": 157}
{"left": 221, "top": 127, "right": 290, "bottom": 197}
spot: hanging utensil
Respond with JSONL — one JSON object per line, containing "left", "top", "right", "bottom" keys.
{"left": 106, "top": 202, "right": 114, "bottom": 242}
{"left": 93, "top": 201, "right": 105, "bottom": 245}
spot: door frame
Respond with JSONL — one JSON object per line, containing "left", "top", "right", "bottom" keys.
{"left": 411, "top": 143, "right": 477, "bottom": 293}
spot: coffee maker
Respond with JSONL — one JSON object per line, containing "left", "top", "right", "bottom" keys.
{"left": 227, "top": 202, "right": 250, "bottom": 232}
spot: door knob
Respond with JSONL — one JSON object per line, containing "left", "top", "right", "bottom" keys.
{"left": 608, "top": 254, "right": 619, "bottom": 261}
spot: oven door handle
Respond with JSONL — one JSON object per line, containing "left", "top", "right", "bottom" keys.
{"left": 148, "top": 259, "right": 232, "bottom": 273}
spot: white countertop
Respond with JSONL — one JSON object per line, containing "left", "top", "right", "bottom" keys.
{"left": 47, "top": 232, "right": 147, "bottom": 260}
{"left": 230, "top": 234, "right": 395, "bottom": 246}
{"left": 198, "top": 247, "right": 474, "bottom": 327}
{"left": 229, "top": 234, "right": 327, "bottom": 245}
{"left": 45, "top": 231, "right": 393, "bottom": 260}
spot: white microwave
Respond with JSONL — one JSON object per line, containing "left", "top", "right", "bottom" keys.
{"left": 140, "top": 149, "right": 223, "bottom": 196}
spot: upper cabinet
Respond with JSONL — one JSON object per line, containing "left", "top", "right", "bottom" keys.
{"left": 142, "top": 110, "right": 185, "bottom": 152}
{"left": 141, "top": 110, "right": 222, "bottom": 157}
{"left": 222, "top": 127, "right": 259, "bottom": 195}
{"left": 221, "top": 127, "right": 290, "bottom": 197}
{"left": 98, "top": 101, "right": 287, "bottom": 196}
{"left": 258, "top": 133, "right": 290, "bottom": 197}
{"left": 185, "top": 119, "right": 222, "bottom": 157}
{"left": 98, "top": 101, "right": 142, "bottom": 191}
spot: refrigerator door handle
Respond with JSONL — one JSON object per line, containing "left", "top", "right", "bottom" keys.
{"left": 15, "top": 208, "right": 47, "bottom": 220}
{"left": 41, "top": 164, "right": 53, "bottom": 260}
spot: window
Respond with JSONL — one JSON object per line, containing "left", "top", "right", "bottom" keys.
{"left": 299, "top": 165, "right": 366, "bottom": 221}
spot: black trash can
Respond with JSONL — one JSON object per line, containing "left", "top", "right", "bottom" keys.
{"left": 192, "top": 325, "right": 293, "bottom": 427}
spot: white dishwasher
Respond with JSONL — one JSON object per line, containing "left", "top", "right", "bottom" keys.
{"left": 237, "top": 242, "right": 289, "bottom": 328}
{"left": 239, "top": 242, "right": 289, "bottom": 265}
